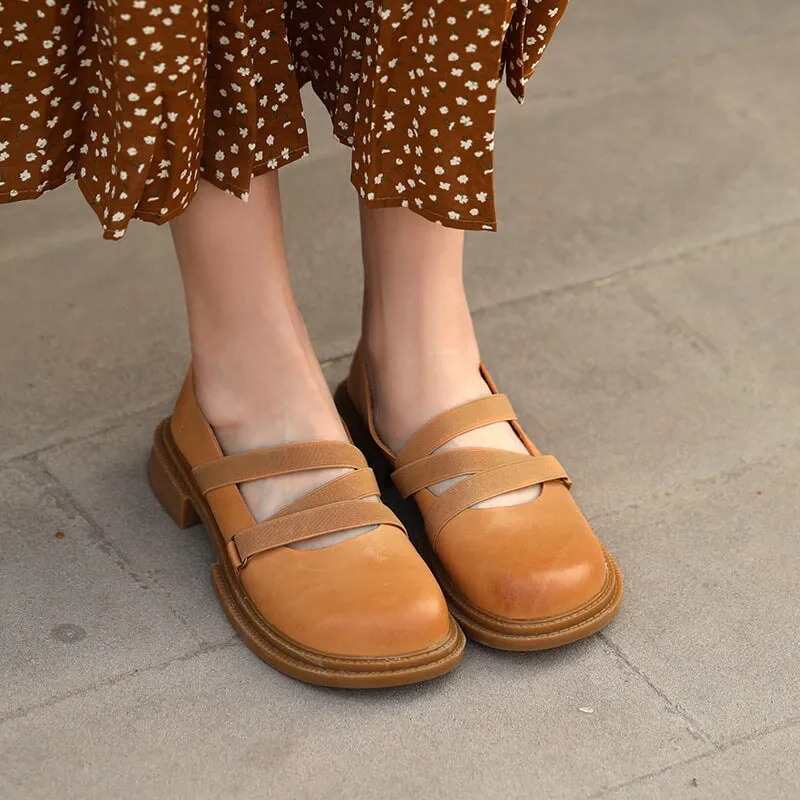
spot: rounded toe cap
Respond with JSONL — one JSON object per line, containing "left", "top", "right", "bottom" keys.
{"left": 436, "top": 482, "right": 610, "bottom": 622}
{"left": 242, "top": 525, "right": 452, "bottom": 658}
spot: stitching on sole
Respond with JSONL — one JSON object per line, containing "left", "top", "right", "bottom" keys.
{"left": 151, "top": 420, "right": 465, "bottom": 685}
{"left": 334, "top": 382, "right": 624, "bottom": 649}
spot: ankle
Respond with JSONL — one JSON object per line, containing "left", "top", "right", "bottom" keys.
{"left": 195, "top": 372, "right": 346, "bottom": 453}
{"left": 191, "top": 357, "right": 266, "bottom": 431}
{"left": 363, "top": 336, "right": 486, "bottom": 453}
{"left": 191, "top": 338, "right": 342, "bottom": 442}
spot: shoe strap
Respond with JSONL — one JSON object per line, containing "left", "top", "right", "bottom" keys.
{"left": 198, "top": 446, "right": 404, "bottom": 569}
{"left": 192, "top": 440, "right": 404, "bottom": 568}
{"left": 395, "top": 394, "right": 516, "bottom": 468}
{"left": 228, "top": 500, "right": 405, "bottom": 569}
{"left": 393, "top": 448, "right": 571, "bottom": 500}
{"left": 393, "top": 447, "right": 523, "bottom": 497}
{"left": 393, "top": 449, "right": 571, "bottom": 504}
{"left": 192, "top": 440, "right": 368, "bottom": 495}
{"left": 274, "top": 468, "right": 380, "bottom": 517}
{"left": 390, "top": 393, "right": 571, "bottom": 548}
{"left": 423, "top": 456, "right": 571, "bottom": 548}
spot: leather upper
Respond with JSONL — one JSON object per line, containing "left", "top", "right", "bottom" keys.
{"left": 170, "top": 371, "right": 451, "bottom": 657}
{"left": 346, "top": 345, "right": 609, "bottom": 622}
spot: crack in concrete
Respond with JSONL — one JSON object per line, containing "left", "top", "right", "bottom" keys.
{"left": 600, "top": 634, "right": 715, "bottom": 745}
{"left": 0, "top": 639, "right": 238, "bottom": 727}
{"left": 589, "top": 712, "right": 800, "bottom": 798}
{"left": 470, "top": 216, "right": 800, "bottom": 324}
{"left": 586, "top": 440, "right": 800, "bottom": 529}
{"left": 28, "top": 456, "right": 153, "bottom": 593}
{"left": 3, "top": 216, "right": 800, "bottom": 468}
{"left": 25, "top": 452, "right": 229, "bottom": 642}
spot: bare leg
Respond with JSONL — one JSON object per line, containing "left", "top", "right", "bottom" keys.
{"left": 360, "top": 204, "right": 540, "bottom": 507}
{"left": 171, "top": 174, "right": 372, "bottom": 547}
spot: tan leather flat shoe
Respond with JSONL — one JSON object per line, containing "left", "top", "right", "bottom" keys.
{"left": 335, "top": 347, "right": 623, "bottom": 651}
{"left": 148, "top": 371, "right": 465, "bottom": 687}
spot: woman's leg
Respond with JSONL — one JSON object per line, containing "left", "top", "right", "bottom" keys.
{"left": 359, "top": 204, "right": 540, "bottom": 506}
{"left": 170, "top": 173, "right": 369, "bottom": 547}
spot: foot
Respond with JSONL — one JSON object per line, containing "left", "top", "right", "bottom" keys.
{"left": 358, "top": 204, "right": 540, "bottom": 509}
{"left": 193, "top": 345, "right": 376, "bottom": 550}
{"left": 366, "top": 341, "right": 542, "bottom": 508}
{"left": 172, "top": 174, "right": 375, "bottom": 550}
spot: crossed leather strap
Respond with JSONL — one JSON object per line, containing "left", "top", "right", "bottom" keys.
{"left": 192, "top": 442, "right": 404, "bottom": 570}
{"left": 190, "top": 395, "right": 570, "bottom": 568}
{"left": 389, "top": 394, "right": 572, "bottom": 549}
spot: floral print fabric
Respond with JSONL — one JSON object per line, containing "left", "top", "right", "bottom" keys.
{"left": 0, "top": 0, "right": 566, "bottom": 239}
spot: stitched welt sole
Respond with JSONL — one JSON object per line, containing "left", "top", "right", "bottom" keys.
{"left": 427, "top": 548, "right": 622, "bottom": 652}
{"left": 148, "top": 419, "right": 465, "bottom": 688}
{"left": 334, "top": 381, "right": 624, "bottom": 652}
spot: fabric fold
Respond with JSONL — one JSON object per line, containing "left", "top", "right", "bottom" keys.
{"left": 0, "top": 0, "right": 568, "bottom": 238}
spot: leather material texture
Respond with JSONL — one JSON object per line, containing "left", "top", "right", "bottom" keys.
{"left": 150, "top": 369, "right": 465, "bottom": 685}
{"left": 341, "top": 344, "right": 622, "bottom": 643}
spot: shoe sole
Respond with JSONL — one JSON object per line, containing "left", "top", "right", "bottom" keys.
{"left": 147, "top": 418, "right": 466, "bottom": 687}
{"left": 335, "top": 382, "right": 623, "bottom": 652}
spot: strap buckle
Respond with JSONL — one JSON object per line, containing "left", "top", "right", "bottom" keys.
{"left": 226, "top": 537, "right": 248, "bottom": 572}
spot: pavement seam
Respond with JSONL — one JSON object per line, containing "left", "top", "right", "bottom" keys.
{"left": 589, "top": 712, "right": 800, "bottom": 798}
{"left": 586, "top": 439, "right": 800, "bottom": 529}
{"left": 2, "top": 357, "right": 353, "bottom": 466}
{"left": 587, "top": 747, "right": 716, "bottom": 800}
{"left": 24, "top": 456, "right": 153, "bottom": 592}
{"left": 586, "top": 439, "right": 800, "bottom": 795}
{"left": 470, "top": 215, "right": 800, "bottom": 323}
{"left": 0, "top": 391, "right": 177, "bottom": 464}
{"left": 25, "top": 454, "right": 210, "bottom": 642}
{"left": 599, "top": 635, "right": 714, "bottom": 745}
{"left": 0, "top": 639, "right": 238, "bottom": 727}
{"left": 513, "top": 26, "right": 800, "bottom": 110}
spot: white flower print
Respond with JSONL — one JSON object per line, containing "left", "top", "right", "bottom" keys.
{"left": 0, "top": 0, "right": 564, "bottom": 237}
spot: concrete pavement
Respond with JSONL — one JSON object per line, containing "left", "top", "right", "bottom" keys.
{"left": 2, "top": 2, "right": 800, "bottom": 797}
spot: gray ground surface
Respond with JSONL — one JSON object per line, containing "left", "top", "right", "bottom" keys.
{"left": 2, "top": 2, "right": 799, "bottom": 798}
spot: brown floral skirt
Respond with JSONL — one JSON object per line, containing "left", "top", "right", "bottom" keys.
{"left": 0, "top": 1, "right": 566, "bottom": 239}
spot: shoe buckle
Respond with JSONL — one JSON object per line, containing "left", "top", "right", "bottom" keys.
{"left": 226, "top": 537, "right": 248, "bottom": 572}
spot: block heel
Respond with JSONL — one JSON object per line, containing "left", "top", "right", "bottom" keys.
{"left": 148, "top": 419, "right": 201, "bottom": 529}
{"left": 144, "top": 374, "right": 465, "bottom": 688}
